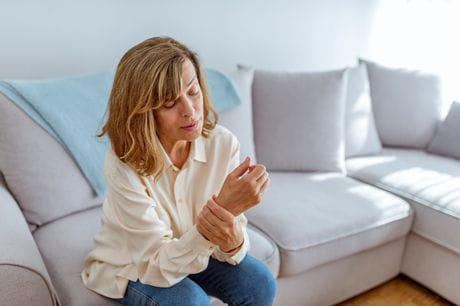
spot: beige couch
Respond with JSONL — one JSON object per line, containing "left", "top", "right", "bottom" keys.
{"left": 0, "top": 64, "right": 459, "bottom": 306}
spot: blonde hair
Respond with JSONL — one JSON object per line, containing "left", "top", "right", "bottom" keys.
{"left": 97, "top": 36, "right": 218, "bottom": 179}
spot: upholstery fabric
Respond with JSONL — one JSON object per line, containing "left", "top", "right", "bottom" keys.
{"left": 219, "top": 66, "right": 257, "bottom": 162}
{"left": 426, "top": 101, "right": 460, "bottom": 159}
{"left": 0, "top": 174, "right": 60, "bottom": 306}
{"left": 245, "top": 172, "right": 413, "bottom": 276}
{"left": 402, "top": 233, "right": 460, "bottom": 304}
{"left": 0, "top": 92, "right": 103, "bottom": 227}
{"left": 346, "top": 147, "right": 460, "bottom": 253}
{"left": 361, "top": 59, "right": 442, "bottom": 148}
{"left": 345, "top": 63, "right": 382, "bottom": 157}
{"left": 275, "top": 238, "right": 405, "bottom": 306}
{"left": 252, "top": 69, "right": 348, "bottom": 173}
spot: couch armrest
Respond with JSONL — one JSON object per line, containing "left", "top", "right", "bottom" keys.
{"left": 0, "top": 173, "right": 60, "bottom": 306}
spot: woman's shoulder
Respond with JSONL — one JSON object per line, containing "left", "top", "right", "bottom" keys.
{"left": 104, "top": 146, "right": 138, "bottom": 180}
{"left": 207, "top": 124, "right": 239, "bottom": 148}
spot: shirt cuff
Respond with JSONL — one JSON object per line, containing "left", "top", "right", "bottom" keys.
{"left": 183, "top": 225, "right": 217, "bottom": 256}
{"left": 214, "top": 229, "right": 249, "bottom": 265}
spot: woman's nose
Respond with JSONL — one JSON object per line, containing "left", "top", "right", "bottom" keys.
{"left": 181, "top": 97, "right": 195, "bottom": 117}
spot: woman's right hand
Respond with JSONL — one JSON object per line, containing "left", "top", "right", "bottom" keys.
{"left": 215, "top": 157, "right": 270, "bottom": 216}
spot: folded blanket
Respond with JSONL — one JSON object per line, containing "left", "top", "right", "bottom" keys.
{"left": 0, "top": 68, "right": 241, "bottom": 197}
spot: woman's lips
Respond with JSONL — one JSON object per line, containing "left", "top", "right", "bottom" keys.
{"left": 181, "top": 119, "right": 199, "bottom": 131}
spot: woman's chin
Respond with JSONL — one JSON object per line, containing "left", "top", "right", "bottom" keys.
{"left": 179, "top": 128, "right": 202, "bottom": 141}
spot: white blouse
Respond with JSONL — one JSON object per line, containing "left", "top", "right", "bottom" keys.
{"left": 81, "top": 125, "right": 250, "bottom": 299}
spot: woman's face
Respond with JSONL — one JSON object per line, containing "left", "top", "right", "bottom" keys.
{"left": 155, "top": 58, "right": 204, "bottom": 146}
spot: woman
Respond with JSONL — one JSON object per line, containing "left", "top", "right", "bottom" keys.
{"left": 81, "top": 36, "right": 276, "bottom": 306}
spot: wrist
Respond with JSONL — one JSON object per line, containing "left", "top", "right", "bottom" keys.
{"left": 213, "top": 195, "right": 239, "bottom": 216}
{"left": 221, "top": 238, "right": 244, "bottom": 254}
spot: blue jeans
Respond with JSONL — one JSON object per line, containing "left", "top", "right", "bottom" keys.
{"left": 113, "top": 255, "right": 276, "bottom": 306}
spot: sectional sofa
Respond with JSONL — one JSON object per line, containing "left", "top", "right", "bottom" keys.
{"left": 1, "top": 59, "right": 459, "bottom": 306}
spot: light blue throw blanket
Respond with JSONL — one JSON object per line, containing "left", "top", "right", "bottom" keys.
{"left": 0, "top": 68, "right": 241, "bottom": 197}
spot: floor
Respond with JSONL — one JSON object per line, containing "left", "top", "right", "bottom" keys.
{"left": 338, "top": 274, "right": 455, "bottom": 306}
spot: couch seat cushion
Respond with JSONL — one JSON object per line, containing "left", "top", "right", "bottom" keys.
{"left": 245, "top": 172, "right": 412, "bottom": 277}
{"left": 33, "top": 206, "right": 279, "bottom": 306}
{"left": 346, "top": 148, "right": 460, "bottom": 254}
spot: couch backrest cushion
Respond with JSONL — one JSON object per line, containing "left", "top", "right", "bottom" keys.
{"left": 345, "top": 63, "right": 382, "bottom": 158}
{"left": 426, "top": 101, "right": 460, "bottom": 159}
{"left": 0, "top": 93, "right": 104, "bottom": 227}
{"left": 361, "top": 58, "right": 442, "bottom": 148}
{"left": 218, "top": 66, "right": 256, "bottom": 162}
{"left": 252, "top": 68, "right": 347, "bottom": 173}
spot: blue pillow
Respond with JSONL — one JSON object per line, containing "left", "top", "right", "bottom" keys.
{"left": 0, "top": 68, "right": 241, "bottom": 196}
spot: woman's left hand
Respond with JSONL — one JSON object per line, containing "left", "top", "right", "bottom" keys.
{"left": 196, "top": 195, "right": 244, "bottom": 253}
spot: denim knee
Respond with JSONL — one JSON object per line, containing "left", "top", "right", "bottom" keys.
{"left": 251, "top": 264, "right": 277, "bottom": 305}
{"left": 232, "top": 256, "right": 277, "bottom": 306}
{"left": 178, "top": 283, "right": 211, "bottom": 306}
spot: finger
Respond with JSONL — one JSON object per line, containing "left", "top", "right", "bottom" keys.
{"left": 200, "top": 208, "right": 221, "bottom": 231}
{"left": 202, "top": 205, "right": 228, "bottom": 228}
{"left": 259, "top": 176, "right": 270, "bottom": 195}
{"left": 229, "top": 156, "right": 251, "bottom": 178}
{"left": 244, "top": 164, "right": 266, "bottom": 181}
{"left": 197, "top": 219, "right": 215, "bottom": 242}
{"left": 256, "top": 172, "right": 269, "bottom": 184}
{"left": 208, "top": 197, "right": 234, "bottom": 222}
{"left": 197, "top": 214, "right": 222, "bottom": 243}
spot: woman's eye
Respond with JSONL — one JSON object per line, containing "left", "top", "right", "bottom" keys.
{"left": 163, "top": 100, "right": 176, "bottom": 109}
{"left": 190, "top": 86, "right": 200, "bottom": 96}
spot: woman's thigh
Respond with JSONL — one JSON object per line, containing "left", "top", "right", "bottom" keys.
{"left": 189, "top": 255, "right": 277, "bottom": 306}
{"left": 114, "top": 277, "right": 211, "bottom": 306}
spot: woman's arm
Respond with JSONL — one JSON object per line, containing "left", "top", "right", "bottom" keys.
{"left": 106, "top": 164, "right": 216, "bottom": 288}
{"left": 215, "top": 133, "right": 270, "bottom": 216}
{"left": 205, "top": 133, "right": 252, "bottom": 264}
{"left": 211, "top": 212, "right": 250, "bottom": 265}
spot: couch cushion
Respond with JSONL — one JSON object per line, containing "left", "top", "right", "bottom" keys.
{"left": 33, "top": 206, "right": 280, "bottom": 306}
{"left": 219, "top": 66, "right": 256, "bottom": 162}
{"left": 361, "top": 59, "right": 442, "bottom": 148}
{"left": 252, "top": 68, "right": 347, "bottom": 173}
{"left": 426, "top": 101, "right": 460, "bottom": 160}
{"left": 0, "top": 92, "right": 104, "bottom": 227}
{"left": 346, "top": 148, "right": 460, "bottom": 254}
{"left": 345, "top": 63, "right": 382, "bottom": 158}
{"left": 245, "top": 172, "right": 412, "bottom": 277}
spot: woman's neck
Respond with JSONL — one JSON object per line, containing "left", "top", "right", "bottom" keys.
{"left": 160, "top": 138, "right": 191, "bottom": 169}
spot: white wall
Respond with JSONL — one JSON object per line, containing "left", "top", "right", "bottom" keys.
{"left": 0, "top": 0, "right": 379, "bottom": 79}
{"left": 365, "top": 0, "right": 460, "bottom": 112}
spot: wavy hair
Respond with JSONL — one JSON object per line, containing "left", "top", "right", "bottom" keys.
{"left": 97, "top": 36, "right": 218, "bottom": 179}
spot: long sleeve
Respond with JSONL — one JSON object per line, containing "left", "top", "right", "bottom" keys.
{"left": 211, "top": 133, "right": 250, "bottom": 265}
{"left": 106, "top": 162, "right": 217, "bottom": 288}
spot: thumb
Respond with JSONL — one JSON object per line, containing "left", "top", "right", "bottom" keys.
{"left": 230, "top": 156, "right": 251, "bottom": 178}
